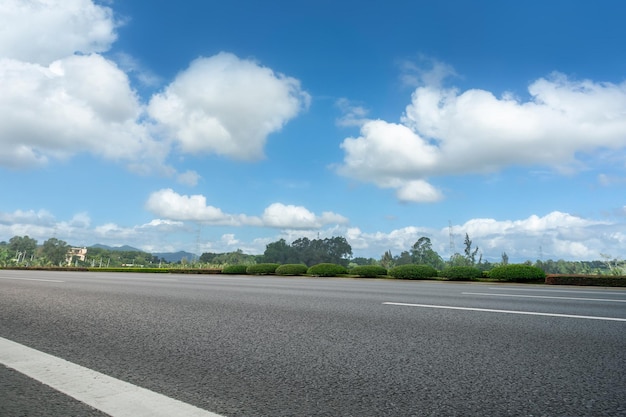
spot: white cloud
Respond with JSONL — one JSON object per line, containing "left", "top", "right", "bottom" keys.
{"left": 262, "top": 203, "right": 348, "bottom": 229}
{"left": 221, "top": 234, "right": 240, "bottom": 246}
{"left": 2, "top": 207, "right": 625, "bottom": 262}
{"left": 337, "top": 211, "right": 621, "bottom": 262}
{"left": 338, "top": 68, "right": 626, "bottom": 202}
{"left": 0, "top": 2, "right": 307, "bottom": 174}
{"left": 0, "top": 209, "right": 56, "bottom": 227}
{"left": 144, "top": 189, "right": 347, "bottom": 229}
{"left": 0, "top": 55, "right": 168, "bottom": 169}
{"left": 177, "top": 170, "right": 201, "bottom": 186}
{"left": 0, "top": 0, "right": 117, "bottom": 65}
{"left": 336, "top": 98, "right": 369, "bottom": 127}
{"left": 148, "top": 52, "right": 310, "bottom": 160}
{"left": 144, "top": 188, "right": 247, "bottom": 225}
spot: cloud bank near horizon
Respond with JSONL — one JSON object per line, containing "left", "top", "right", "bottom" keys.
{"left": 2, "top": 205, "right": 624, "bottom": 262}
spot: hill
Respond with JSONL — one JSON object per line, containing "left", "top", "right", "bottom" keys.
{"left": 90, "top": 244, "right": 143, "bottom": 252}
{"left": 153, "top": 251, "right": 197, "bottom": 263}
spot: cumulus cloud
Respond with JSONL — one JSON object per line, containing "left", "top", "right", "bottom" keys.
{"left": 262, "top": 203, "right": 348, "bottom": 229}
{"left": 148, "top": 53, "right": 310, "bottom": 160}
{"left": 338, "top": 67, "right": 626, "bottom": 202}
{"left": 0, "top": 55, "right": 165, "bottom": 169}
{"left": 0, "top": 1, "right": 307, "bottom": 174}
{"left": 0, "top": 0, "right": 117, "bottom": 65}
{"left": 0, "top": 0, "right": 169, "bottom": 172}
{"left": 144, "top": 188, "right": 248, "bottom": 225}
{"left": 144, "top": 189, "right": 347, "bottom": 229}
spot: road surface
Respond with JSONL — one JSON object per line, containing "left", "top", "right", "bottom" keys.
{"left": 1, "top": 270, "right": 625, "bottom": 416}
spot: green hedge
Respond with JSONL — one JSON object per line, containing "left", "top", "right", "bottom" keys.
{"left": 5, "top": 266, "right": 90, "bottom": 272}
{"left": 221, "top": 265, "right": 249, "bottom": 274}
{"left": 489, "top": 264, "right": 546, "bottom": 282}
{"left": 439, "top": 266, "right": 483, "bottom": 281}
{"left": 89, "top": 267, "right": 169, "bottom": 273}
{"left": 388, "top": 264, "right": 438, "bottom": 280}
{"left": 275, "top": 264, "right": 309, "bottom": 276}
{"left": 350, "top": 265, "right": 387, "bottom": 278}
{"left": 246, "top": 263, "right": 280, "bottom": 275}
{"left": 546, "top": 274, "right": 626, "bottom": 286}
{"left": 307, "top": 263, "right": 347, "bottom": 277}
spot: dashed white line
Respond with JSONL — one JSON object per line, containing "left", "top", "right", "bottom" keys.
{"left": 0, "top": 337, "right": 224, "bottom": 417}
{"left": 383, "top": 302, "right": 626, "bottom": 322}
{"left": 463, "top": 292, "right": 626, "bottom": 303}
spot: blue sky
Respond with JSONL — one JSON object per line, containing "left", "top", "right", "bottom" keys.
{"left": 1, "top": 0, "right": 626, "bottom": 262}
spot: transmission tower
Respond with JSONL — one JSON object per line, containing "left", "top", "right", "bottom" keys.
{"left": 448, "top": 220, "right": 455, "bottom": 255}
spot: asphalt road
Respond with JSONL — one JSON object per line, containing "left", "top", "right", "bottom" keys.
{"left": 1, "top": 270, "right": 625, "bottom": 416}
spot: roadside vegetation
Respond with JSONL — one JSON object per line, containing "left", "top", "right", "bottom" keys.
{"left": 1, "top": 234, "right": 625, "bottom": 286}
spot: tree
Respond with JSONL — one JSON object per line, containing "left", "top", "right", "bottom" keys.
{"left": 380, "top": 250, "right": 394, "bottom": 269}
{"left": 501, "top": 252, "right": 509, "bottom": 265}
{"left": 463, "top": 233, "right": 479, "bottom": 266}
{"left": 395, "top": 251, "right": 413, "bottom": 266}
{"left": 262, "top": 239, "right": 296, "bottom": 264}
{"left": 411, "top": 236, "right": 445, "bottom": 269}
{"left": 263, "top": 236, "right": 353, "bottom": 266}
{"left": 324, "top": 236, "right": 352, "bottom": 266}
{"left": 41, "top": 238, "right": 69, "bottom": 266}
{"left": 449, "top": 253, "right": 469, "bottom": 267}
{"left": 352, "top": 257, "right": 377, "bottom": 266}
{"left": 8, "top": 235, "right": 38, "bottom": 262}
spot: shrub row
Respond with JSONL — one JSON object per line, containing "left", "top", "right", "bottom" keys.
{"left": 545, "top": 274, "right": 626, "bottom": 286}
{"left": 350, "top": 265, "right": 388, "bottom": 278}
{"left": 275, "top": 264, "right": 309, "bottom": 276}
{"left": 221, "top": 265, "right": 249, "bottom": 274}
{"left": 246, "top": 263, "right": 280, "bottom": 275}
{"left": 439, "top": 266, "right": 482, "bottom": 280}
{"left": 388, "top": 264, "right": 438, "bottom": 280}
{"left": 488, "top": 265, "right": 545, "bottom": 282}
{"left": 307, "top": 263, "right": 347, "bottom": 277}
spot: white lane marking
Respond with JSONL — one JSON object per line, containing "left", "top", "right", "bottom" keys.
{"left": 488, "top": 287, "right": 626, "bottom": 295}
{"left": 0, "top": 277, "right": 64, "bottom": 283}
{"left": 382, "top": 302, "right": 626, "bottom": 322}
{"left": 463, "top": 292, "right": 626, "bottom": 303}
{"left": 0, "top": 337, "right": 224, "bottom": 417}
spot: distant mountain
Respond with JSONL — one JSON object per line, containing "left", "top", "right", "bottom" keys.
{"left": 153, "top": 251, "right": 197, "bottom": 263}
{"left": 90, "top": 244, "right": 144, "bottom": 252}
{"left": 89, "top": 244, "right": 196, "bottom": 263}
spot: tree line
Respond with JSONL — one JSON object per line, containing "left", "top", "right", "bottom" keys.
{"left": 0, "top": 236, "right": 162, "bottom": 268}
{"left": 1, "top": 233, "right": 624, "bottom": 275}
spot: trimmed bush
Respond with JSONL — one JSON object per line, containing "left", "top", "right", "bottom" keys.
{"left": 246, "top": 263, "right": 280, "bottom": 275}
{"left": 388, "top": 264, "right": 438, "bottom": 280}
{"left": 171, "top": 268, "right": 221, "bottom": 274}
{"left": 275, "top": 264, "right": 309, "bottom": 276}
{"left": 307, "top": 263, "right": 347, "bottom": 277}
{"left": 489, "top": 264, "right": 546, "bottom": 282}
{"left": 221, "top": 265, "right": 249, "bottom": 274}
{"left": 350, "top": 265, "right": 387, "bottom": 278}
{"left": 439, "top": 266, "right": 483, "bottom": 281}
{"left": 545, "top": 274, "right": 626, "bottom": 286}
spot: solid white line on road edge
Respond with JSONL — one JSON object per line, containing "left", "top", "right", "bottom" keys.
{"left": 462, "top": 292, "right": 626, "bottom": 303}
{"left": 0, "top": 277, "right": 64, "bottom": 283}
{"left": 382, "top": 302, "right": 626, "bottom": 322}
{"left": 0, "top": 337, "right": 224, "bottom": 417}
